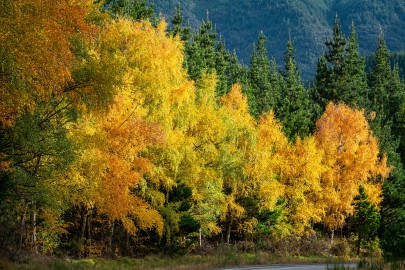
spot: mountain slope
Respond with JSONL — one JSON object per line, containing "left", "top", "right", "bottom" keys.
{"left": 152, "top": 0, "right": 405, "bottom": 80}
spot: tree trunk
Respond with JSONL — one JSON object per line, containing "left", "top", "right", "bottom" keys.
{"left": 199, "top": 228, "right": 202, "bottom": 248}
{"left": 85, "top": 210, "right": 91, "bottom": 257}
{"left": 109, "top": 221, "right": 115, "bottom": 253}
{"left": 226, "top": 214, "right": 233, "bottom": 245}
{"left": 329, "top": 229, "right": 334, "bottom": 245}
{"left": 30, "top": 205, "right": 38, "bottom": 254}
{"left": 79, "top": 207, "right": 89, "bottom": 257}
{"left": 357, "top": 235, "right": 361, "bottom": 256}
{"left": 19, "top": 210, "right": 26, "bottom": 248}
{"left": 12, "top": 209, "right": 27, "bottom": 259}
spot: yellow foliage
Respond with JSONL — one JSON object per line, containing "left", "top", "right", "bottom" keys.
{"left": 249, "top": 111, "right": 287, "bottom": 211}
{"left": 282, "top": 136, "right": 325, "bottom": 234}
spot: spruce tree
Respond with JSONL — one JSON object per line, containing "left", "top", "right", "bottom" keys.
{"left": 313, "top": 17, "right": 369, "bottom": 118}
{"left": 215, "top": 36, "right": 230, "bottom": 97}
{"left": 313, "top": 16, "right": 347, "bottom": 115}
{"left": 369, "top": 33, "right": 391, "bottom": 116}
{"left": 249, "top": 32, "right": 280, "bottom": 118}
{"left": 169, "top": 5, "right": 191, "bottom": 42}
{"left": 278, "top": 38, "right": 312, "bottom": 140}
{"left": 169, "top": 5, "right": 183, "bottom": 38}
{"left": 184, "top": 14, "right": 217, "bottom": 81}
{"left": 350, "top": 186, "right": 381, "bottom": 256}
{"left": 343, "top": 22, "right": 369, "bottom": 108}
{"left": 367, "top": 33, "right": 405, "bottom": 262}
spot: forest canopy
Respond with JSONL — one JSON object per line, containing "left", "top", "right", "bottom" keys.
{"left": 0, "top": 0, "right": 404, "bottom": 262}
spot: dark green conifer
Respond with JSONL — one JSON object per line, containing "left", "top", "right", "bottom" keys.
{"left": 249, "top": 32, "right": 280, "bottom": 118}
{"left": 367, "top": 33, "right": 405, "bottom": 263}
{"left": 278, "top": 38, "right": 312, "bottom": 140}
{"left": 108, "top": 0, "right": 156, "bottom": 22}
{"left": 313, "top": 15, "right": 347, "bottom": 112}
{"left": 343, "top": 22, "right": 368, "bottom": 108}
{"left": 184, "top": 13, "right": 217, "bottom": 81}
{"left": 350, "top": 185, "right": 380, "bottom": 256}
{"left": 214, "top": 36, "right": 230, "bottom": 97}
{"left": 170, "top": 5, "right": 183, "bottom": 37}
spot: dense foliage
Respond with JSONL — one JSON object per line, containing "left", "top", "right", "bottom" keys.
{"left": 0, "top": 0, "right": 404, "bottom": 264}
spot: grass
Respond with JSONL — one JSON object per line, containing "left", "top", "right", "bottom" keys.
{"left": 3, "top": 253, "right": 355, "bottom": 270}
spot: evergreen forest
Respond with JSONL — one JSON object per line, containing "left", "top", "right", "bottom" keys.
{"left": 0, "top": 0, "right": 405, "bottom": 267}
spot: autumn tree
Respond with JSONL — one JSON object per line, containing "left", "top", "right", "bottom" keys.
{"left": 219, "top": 84, "right": 256, "bottom": 243}
{"left": 247, "top": 111, "right": 289, "bottom": 237}
{"left": 315, "top": 103, "right": 390, "bottom": 238}
{"left": 281, "top": 136, "right": 325, "bottom": 235}
{"left": 0, "top": 0, "right": 118, "bottom": 256}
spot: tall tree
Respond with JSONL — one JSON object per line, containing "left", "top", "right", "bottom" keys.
{"left": 313, "top": 15, "right": 347, "bottom": 111}
{"left": 313, "top": 17, "right": 368, "bottom": 119}
{"left": 219, "top": 84, "right": 256, "bottom": 244}
{"left": 184, "top": 14, "right": 217, "bottom": 81}
{"left": 168, "top": 5, "right": 191, "bottom": 41}
{"left": 278, "top": 38, "right": 312, "bottom": 140}
{"left": 249, "top": 32, "right": 281, "bottom": 118}
{"left": 315, "top": 103, "right": 390, "bottom": 237}
{"left": 367, "top": 33, "right": 405, "bottom": 262}
{"left": 342, "top": 22, "right": 369, "bottom": 108}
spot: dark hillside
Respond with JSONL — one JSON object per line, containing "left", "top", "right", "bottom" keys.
{"left": 152, "top": 0, "right": 405, "bottom": 80}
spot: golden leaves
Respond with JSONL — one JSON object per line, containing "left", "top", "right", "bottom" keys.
{"left": 315, "top": 102, "right": 391, "bottom": 230}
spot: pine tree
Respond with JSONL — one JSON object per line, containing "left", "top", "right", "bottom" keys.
{"left": 184, "top": 13, "right": 217, "bottom": 81}
{"left": 169, "top": 5, "right": 183, "bottom": 37}
{"left": 168, "top": 5, "right": 191, "bottom": 42}
{"left": 367, "top": 33, "right": 405, "bottom": 262}
{"left": 390, "top": 66, "right": 405, "bottom": 162}
{"left": 369, "top": 32, "right": 391, "bottom": 116}
{"left": 313, "top": 17, "right": 370, "bottom": 119}
{"left": 249, "top": 32, "right": 281, "bottom": 118}
{"left": 313, "top": 15, "right": 348, "bottom": 114}
{"left": 277, "top": 38, "right": 312, "bottom": 140}
{"left": 215, "top": 36, "right": 230, "bottom": 97}
{"left": 350, "top": 185, "right": 381, "bottom": 256}
{"left": 343, "top": 22, "right": 369, "bottom": 108}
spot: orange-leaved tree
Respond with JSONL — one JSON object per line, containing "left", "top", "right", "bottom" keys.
{"left": 315, "top": 103, "right": 390, "bottom": 235}
{"left": 0, "top": 0, "right": 101, "bottom": 124}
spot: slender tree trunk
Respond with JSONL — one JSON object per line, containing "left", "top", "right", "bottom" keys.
{"left": 109, "top": 221, "right": 115, "bottom": 253}
{"left": 19, "top": 211, "right": 26, "bottom": 248}
{"left": 329, "top": 230, "right": 334, "bottom": 245}
{"left": 226, "top": 214, "right": 233, "bottom": 245}
{"left": 79, "top": 207, "right": 90, "bottom": 257}
{"left": 85, "top": 210, "right": 91, "bottom": 257}
{"left": 199, "top": 228, "right": 202, "bottom": 248}
{"left": 30, "top": 204, "right": 38, "bottom": 254}
{"left": 80, "top": 209, "right": 88, "bottom": 241}
{"left": 357, "top": 235, "right": 361, "bottom": 256}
